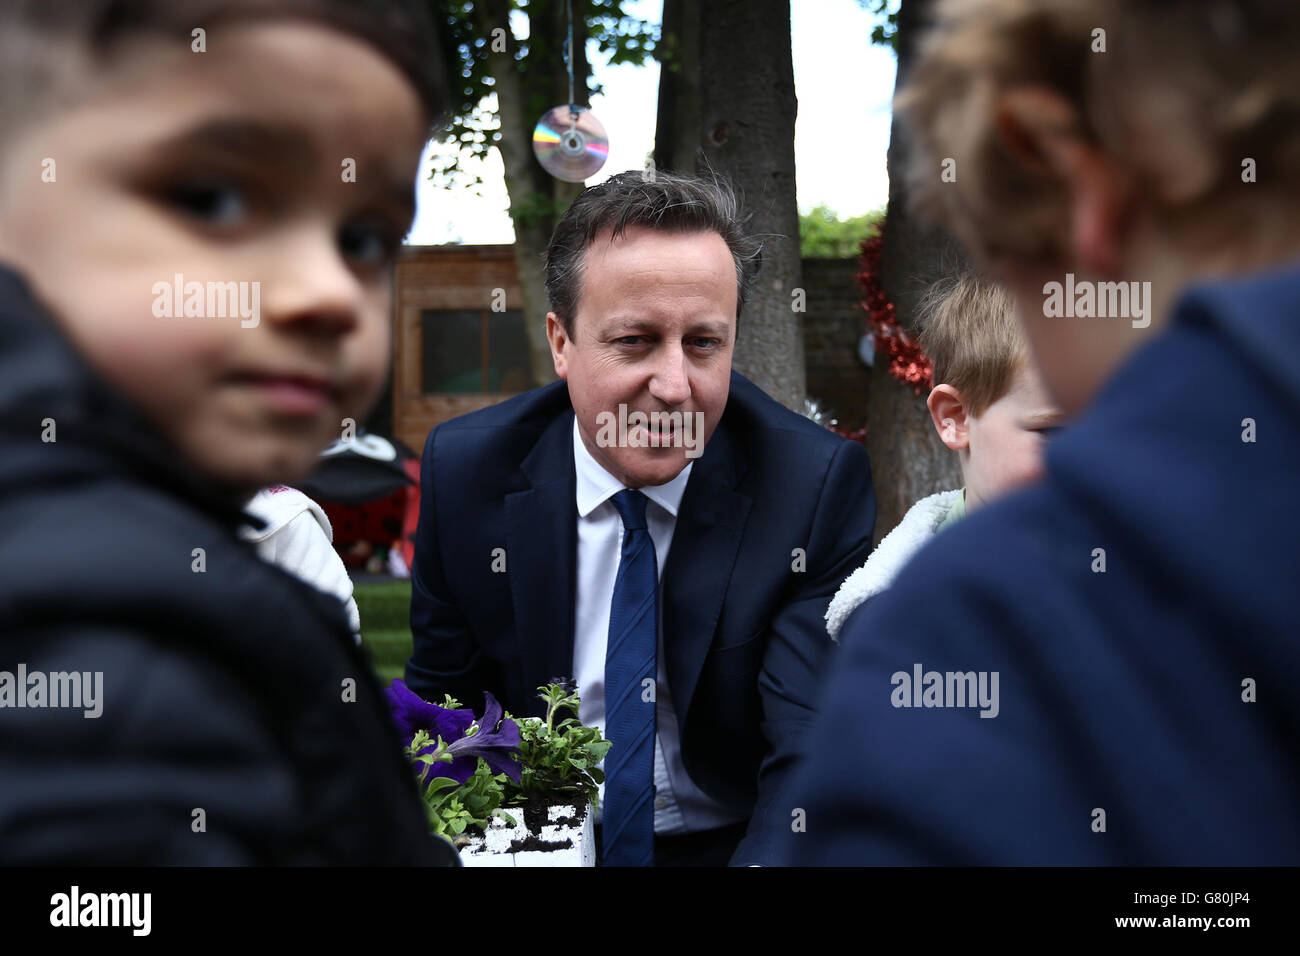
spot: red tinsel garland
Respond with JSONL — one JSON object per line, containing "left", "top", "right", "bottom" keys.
{"left": 855, "top": 231, "right": 934, "bottom": 395}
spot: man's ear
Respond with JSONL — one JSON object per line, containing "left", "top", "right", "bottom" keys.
{"left": 546, "top": 312, "right": 569, "bottom": 381}
{"left": 995, "top": 85, "right": 1133, "bottom": 275}
{"left": 927, "top": 384, "right": 970, "bottom": 452}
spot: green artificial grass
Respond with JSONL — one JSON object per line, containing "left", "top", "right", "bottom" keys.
{"left": 354, "top": 579, "right": 414, "bottom": 687}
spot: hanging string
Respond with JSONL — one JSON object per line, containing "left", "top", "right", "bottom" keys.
{"left": 532, "top": 0, "right": 608, "bottom": 181}
{"left": 565, "top": 0, "right": 578, "bottom": 128}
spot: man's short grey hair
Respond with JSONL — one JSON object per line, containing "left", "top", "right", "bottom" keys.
{"left": 544, "top": 169, "right": 759, "bottom": 335}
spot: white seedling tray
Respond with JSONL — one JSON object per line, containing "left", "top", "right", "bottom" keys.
{"left": 459, "top": 804, "right": 594, "bottom": 867}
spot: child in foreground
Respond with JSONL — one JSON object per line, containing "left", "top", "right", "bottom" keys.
{"left": 825, "top": 273, "right": 1060, "bottom": 638}
{"left": 783, "top": 0, "right": 1300, "bottom": 864}
{"left": 0, "top": 0, "right": 454, "bottom": 864}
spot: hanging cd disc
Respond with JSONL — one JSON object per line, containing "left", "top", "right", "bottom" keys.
{"left": 532, "top": 105, "right": 609, "bottom": 183}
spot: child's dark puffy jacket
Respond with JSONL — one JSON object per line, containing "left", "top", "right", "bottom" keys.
{"left": 0, "top": 264, "right": 455, "bottom": 865}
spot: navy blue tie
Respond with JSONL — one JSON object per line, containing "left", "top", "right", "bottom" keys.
{"left": 602, "top": 489, "right": 658, "bottom": 867}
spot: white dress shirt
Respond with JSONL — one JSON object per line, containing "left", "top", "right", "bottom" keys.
{"left": 570, "top": 418, "right": 748, "bottom": 835}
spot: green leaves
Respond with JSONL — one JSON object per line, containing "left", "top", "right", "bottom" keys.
{"left": 500, "top": 682, "right": 612, "bottom": 810}
{"left": 406, "top": 733, "right": 512, "bottom": 840}
{"left": 800, "top": 203, "right": 885, "bottom": 259}
{"left": 859, "top": 0, "right": 900, "bottom": 51}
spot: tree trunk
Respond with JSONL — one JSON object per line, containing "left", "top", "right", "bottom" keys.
{"left": 697, "top": 0, "right": 805, "bottom": 411}
{"left": 476, "top": 0, "right": 555, "bottom": 386}
{"left": 654, "top": 0, "right": 701, "bottom": 175}
{"left": 478, "top": 0, "right": 588, "bottom": 387}
{"left": 868, "top": 0, "right": 963, "bottom": 544}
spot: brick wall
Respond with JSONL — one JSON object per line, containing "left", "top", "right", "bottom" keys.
{"left": 801, "top": 257, "right": 871, "bottom": 430}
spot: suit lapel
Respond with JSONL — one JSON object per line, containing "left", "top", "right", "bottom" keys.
{"left": 662, "top": 423, "right": 752, "bottom": 721}
{"left": 505, "top": 412, "right": 578, "bottom": 712}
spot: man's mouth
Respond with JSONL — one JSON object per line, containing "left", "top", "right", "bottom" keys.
{"left": 625, "top": 416, "right": 679, "bottom": 447}
{"left": 596, "top": 405, "right": 706, "bottom": 456}
{"left": 642, "top": 423, "right": 676, "bottom": 447}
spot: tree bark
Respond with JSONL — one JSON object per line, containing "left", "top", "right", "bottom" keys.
{"left": 476, "top": 0, "right": 555, "bottom": 386}
{"left": 654, "top": 0, "right": 701, "bottom": 175}
{"left": 477, "top": 0, "right": 587, "bottom": 387}
{"left": 868, "top": 0, "right": 963, "bottom": 544}
{"left": 697, "top": 0, "right": 805, "bottom": 411}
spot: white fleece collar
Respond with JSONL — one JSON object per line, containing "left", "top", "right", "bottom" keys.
{"left": 825, "top": 489, "right": 961, "bottom": 641}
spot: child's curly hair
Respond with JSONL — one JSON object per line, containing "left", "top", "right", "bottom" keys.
{"left": 896, "top": 0, "right": 1300, "bottom": 267}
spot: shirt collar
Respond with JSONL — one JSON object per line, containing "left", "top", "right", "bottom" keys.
{"left": 572, "top": 416, "right": 693, "bottom": 519}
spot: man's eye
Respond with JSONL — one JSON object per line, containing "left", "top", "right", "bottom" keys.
{"left": 1033, "top": 425, "right": 1063, "bottom": 437}
{"left": 339, "top": 222, "right": 401, "bottom": 267}
{"left": 615, "top": 336, "right": 646, "bottom": 346}
{"left": 690, "top": 337, "right": 722, "bottom": 349}
{"left": 168, "top": 183, "right": 248, "bottom": 226}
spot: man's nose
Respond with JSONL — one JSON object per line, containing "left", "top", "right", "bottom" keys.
{"left": 258, "top": 225, "right": 364, "bottom": 334}
{"left": 648, "top": 344, "right": 691, "bottom": 406}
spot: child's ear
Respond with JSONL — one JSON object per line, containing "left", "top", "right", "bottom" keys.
{"left": 927, "top": 384, "right": 970, "bottom": 452}
{"left": 994, "top": 85, "right": 1133, "bottom": 276}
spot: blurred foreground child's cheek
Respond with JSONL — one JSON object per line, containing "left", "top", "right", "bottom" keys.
{"left": 0, "top": 20, "right": 427, "bottom": 492}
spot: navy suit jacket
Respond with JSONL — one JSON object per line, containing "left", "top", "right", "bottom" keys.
{"left": 406, "top": 372, "right": 875, "bottom": 864}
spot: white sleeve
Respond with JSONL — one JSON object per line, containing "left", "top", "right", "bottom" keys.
{"left": 262, "top": 512, "right": 363, "bottom": 644}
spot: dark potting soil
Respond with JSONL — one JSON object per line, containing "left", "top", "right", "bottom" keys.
{"left": 462, "top": 797, "right": 589, "bottom": 854}
{"left": 507, "top": 833, "right": 573, "bottom": 853}
{"left": 506, "top": 798, "right": 587, "bottom": 854}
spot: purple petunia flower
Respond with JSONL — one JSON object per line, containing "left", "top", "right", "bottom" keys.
{"left": 385, "top": 679, "right": 474, "bottom": 743}
{"left": 444, "top": 690, "right": 522, "bottom": 782}
{"left": 385, "top": 680, "right": 522, "bottom": 785}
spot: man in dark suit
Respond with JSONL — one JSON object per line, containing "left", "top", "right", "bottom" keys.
{"left": 406, "top": 171, "right": 874, "bottom": 866}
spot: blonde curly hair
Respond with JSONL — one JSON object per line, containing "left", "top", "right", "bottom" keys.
{"left": 896, "top": 0, "right": 1300, "bottom": 267}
